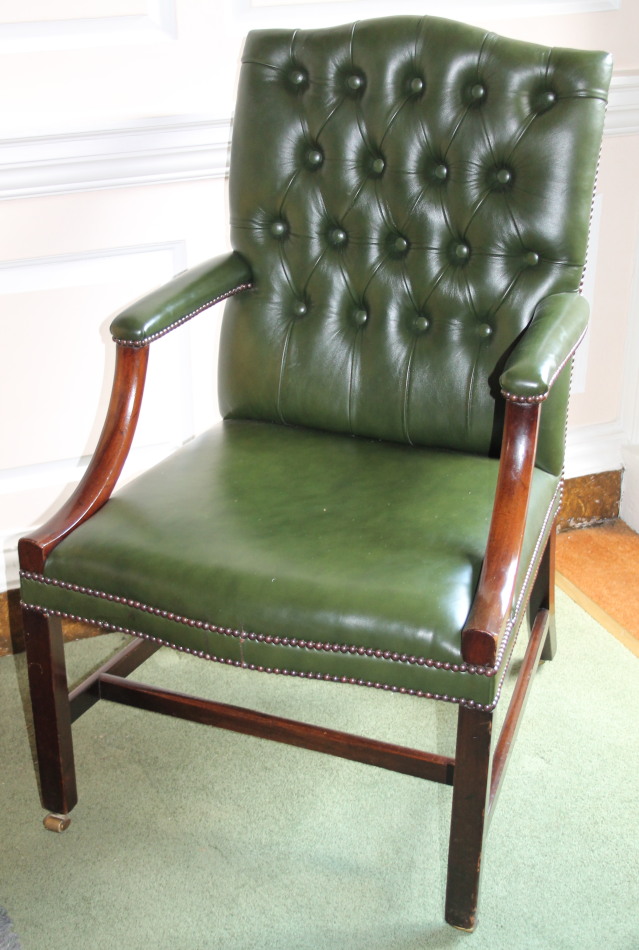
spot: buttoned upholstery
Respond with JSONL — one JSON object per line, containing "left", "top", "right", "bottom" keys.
{"left": 18, "top": 14, "right": 612, "bottom": 931}
{"left": 221, "top": 17, "right": 610, "bottom": 475}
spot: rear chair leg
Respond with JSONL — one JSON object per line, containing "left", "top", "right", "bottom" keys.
{"left": 22, "top": 609, "right": 77, "bottom": 825}
{"left": 529, "top": 519, "right": 557, "bottom": 662}
{"left": 445, "top": 705, "right": 493, "bottom": 932}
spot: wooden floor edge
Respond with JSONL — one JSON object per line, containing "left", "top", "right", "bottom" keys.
{"left": 556, "top": 573, "right": 639, "bottom": 658}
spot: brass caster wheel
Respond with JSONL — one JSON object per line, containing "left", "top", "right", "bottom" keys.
{"left": 43, "top": 813, "right": 71, "bottom": 833}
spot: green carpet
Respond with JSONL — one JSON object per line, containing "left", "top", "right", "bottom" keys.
{"left": 1, "top": 591, "right": 637, "bottom": 950}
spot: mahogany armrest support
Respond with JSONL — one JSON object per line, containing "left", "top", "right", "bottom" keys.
{"left": 462, "top": 293, "right": 589, "bottom": 666}
{"left": 19, "top": 253, "right": 254, "bottom": 574}
{"left": 19, "top": 346, "right": 149, "bottom": 574}
{"left": 462, "top": 399, "right": 541, "bottom": 666}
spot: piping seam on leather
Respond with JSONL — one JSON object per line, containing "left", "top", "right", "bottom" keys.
{"left": 113, "top": 283, "right": 253, "bottom": 348}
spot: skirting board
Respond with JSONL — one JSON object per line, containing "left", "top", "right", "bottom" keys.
{"left": 558, "top": 470, "right": 622, "bottom": 530}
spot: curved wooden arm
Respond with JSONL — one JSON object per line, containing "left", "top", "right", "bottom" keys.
{"left": 19, "top": 344, "right": 149, "bottom": 574}
{"left": 462, "top": 399, "right": 541, "bottom": 667}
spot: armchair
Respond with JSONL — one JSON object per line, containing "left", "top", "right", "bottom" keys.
{"left": 19, "top": 15, "right": 611, "bottom": 931}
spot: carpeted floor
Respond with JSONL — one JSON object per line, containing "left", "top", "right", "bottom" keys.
{"left": 0, "top": 908, "right": 20, "bottom": 950}
{"left": 1, "top": 590, "right": 637, "bottom": 950}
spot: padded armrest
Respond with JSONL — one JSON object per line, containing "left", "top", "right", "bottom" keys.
{"left": 110, "top": 251, "right": 253, "bottom": 346}
{"left": 499, "top": 293, "right": 589, "bottom": 402}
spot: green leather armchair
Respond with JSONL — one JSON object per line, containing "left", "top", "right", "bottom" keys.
{"left": 18, "top": 15, "right": 611, "bottom": 932}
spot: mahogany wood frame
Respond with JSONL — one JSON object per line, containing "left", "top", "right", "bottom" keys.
{"left": 19, "top": 336, "right": 558, "bottom": 932}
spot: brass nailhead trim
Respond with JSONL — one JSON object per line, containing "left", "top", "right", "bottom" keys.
{"left": 19, "top": 601, "right": 504, "bottom": 712}
{"left": 113, "top": 283, "right": 253, "bottom": 348}
{"left": 501, "top": 391, "right": 547, "bottom": 404}
{"left": 501, "top": 325, "right": 588, "bottom": 404}
{"left": 20, "top": 572, "right": 487, "bottom": 675}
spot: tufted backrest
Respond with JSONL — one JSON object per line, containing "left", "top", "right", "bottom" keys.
{"left": 219, "top": 15, "right": 611, "bottom": 471}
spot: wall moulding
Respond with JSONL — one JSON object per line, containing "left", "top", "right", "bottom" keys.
{"left": 0, "top": 116, "right": 231, "bottom": 201}
{"left": 605, "top": 74, "right": 639, "bottom": 138}
{"left": 0, "top": 0, "right": 177, "bottom": 52}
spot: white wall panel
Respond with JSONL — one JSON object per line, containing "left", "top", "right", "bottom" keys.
{"left": 0, "top": 238, "right": 204, "bottom": 588}
{"left": 0, "top": 0, "right": 145, "bottom": 20}
{"left": 0, "top": 239, "right": 198, "bottom": 465}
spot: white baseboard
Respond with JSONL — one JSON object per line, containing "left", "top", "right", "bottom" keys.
{"left": 564, "top": 421, "right": 624, "bottom": 480}
{"left": 621, "top": 445, "right": 639, "bottom": 532}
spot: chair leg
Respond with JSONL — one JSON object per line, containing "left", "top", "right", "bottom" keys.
{"left": 22, "top": 609, "right": 77, "bottom": 819}
{"left": 529, "top": 519, "right": 557, "bottom": 661}
{"left": 445, "top": 705, "right": 493, "bottom": 932}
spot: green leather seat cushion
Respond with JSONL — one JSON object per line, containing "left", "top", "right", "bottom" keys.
{"left": 21, "top": 421, "right": 560, "bottom": 708}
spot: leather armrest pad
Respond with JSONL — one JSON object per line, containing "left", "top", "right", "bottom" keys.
{"left": 500, "top": 292, "right": 589, "bottom": 401}
{"left": 110, "top": 251, "right": 253, "bottom": 345}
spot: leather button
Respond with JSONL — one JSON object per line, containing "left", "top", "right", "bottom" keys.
{"left": 289, "top": 68, "right": 308, "bottom": 88}
{"left": 478, "top": 323, "right": 492, "bottom": 339}
{"left": 353, "top": 308, "right": 368, "bottom": 327}
{"left": 370, "top": 156, "right": 385, "bottom": 176}
{"left": 434, "top": 163, "right": 448, "bottom": 181}
{"left": 413, "top": 314, "right": 430, "bottom": 332}
{"left": 535, "top": 89, "right": 557, "bottom": 112}
{"left": 454, "top": 242, "right": 470, "bottom": 261}
{"left": 470, "top": 83, "right": 486, "bottom": 101}
{"left": 270, "top": 220, "right": 289, "bottom": 239}
{"left": 393, "top": 235, "right": 409, "bottom": 255}
{"left": 496, "top": 168, "right": 512, "bottom": 186}
{"left": 329, "top": 227, "right": 348, "bottom": 247}
{"left": 410, "top": 76, "right": 425, "bottom": 95}
{"left": 524, "top": 251, "right": 540, "bottom": 267}
{"left": 346, "top": 73, "right": 365, "bottom": 92}
{"left": 292, "top": 300, "right": 308, "bottom": 318}
{"left": 306, "top": 148, "right": 324, "bottom": 169}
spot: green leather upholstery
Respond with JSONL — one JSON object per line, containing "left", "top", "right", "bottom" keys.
{"left": 21, "top": 421, "right": 561, "bottom": 708}
{"left": 21, "top": 15, "right": 611, "bottom": 711}
{"left": 111, "top": 252, "right": 253, "bottom": 346}
{"left": 500, "top": 292, "right": 589, "bottom": 402}
{"left": 221, "top": 16, "right": 610, "bottom": 466}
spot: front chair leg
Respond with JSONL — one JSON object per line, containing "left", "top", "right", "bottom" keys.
{"left": 445, "top": 705, "right": 493, "bottom": 932}
{"left": 22, "top": 609, "right": 77, "bottom": 821}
